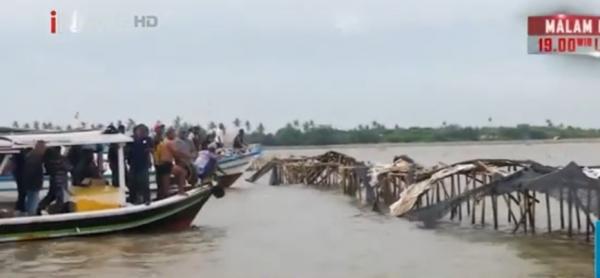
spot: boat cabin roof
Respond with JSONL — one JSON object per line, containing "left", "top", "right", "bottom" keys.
{"left": 0, "top": 130, "right": 132, "bottom": 153}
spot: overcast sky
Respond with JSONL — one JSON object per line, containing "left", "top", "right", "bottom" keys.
{"left": 2, "top": 0, "right": 600, "bottom": 131}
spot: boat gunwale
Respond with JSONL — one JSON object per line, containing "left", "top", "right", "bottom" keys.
{"left": 0, "top": 186, "right": 211, "bottom": 226}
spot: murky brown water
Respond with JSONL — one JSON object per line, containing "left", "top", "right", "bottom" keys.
{"left": 0, "top": 141, "right": 597, "bottom": 278}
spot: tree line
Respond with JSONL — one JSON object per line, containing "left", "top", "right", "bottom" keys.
{"left": 9, "top": 119, "right": 600, "bottom": 146}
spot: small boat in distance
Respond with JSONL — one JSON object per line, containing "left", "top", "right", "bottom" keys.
{"left": 217, "top": 145, "right": 262, "bottom": 187}
{"left": 0, "top": 130, "right": 223, "bottom": 243}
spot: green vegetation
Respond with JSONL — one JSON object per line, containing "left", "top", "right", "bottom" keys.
{"left": 246, "top": 121, "right": 600, "bottom": 146}
{"left": 9, "top": 119, "right": 600, "bottom": 146}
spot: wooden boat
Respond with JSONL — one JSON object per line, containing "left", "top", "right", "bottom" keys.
{"left": 0, "top": 130, "right": 223, "bottom": 242}
{"left": 216, "top": 145, "right": 262, "bottom": 187}
{"left": 0, "top": 145, "right": 263, "bottom": 191}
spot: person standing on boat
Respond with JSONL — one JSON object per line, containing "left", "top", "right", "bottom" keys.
{"left": 233, "top": 129, "right": 248, "bottom": 152}
{"left": 9, "top": 149, "right": 27, "bottom": 215}
{"left": 38, "top": 146, "right": 70, "bottom": 214}
{"left": 108, "top": 123, "right": 126, "bottom": 187}
{"left": 159, "top": 128, "right": 188, "bottom": 196}
{"left": 152, "top": 123, "right": 166, "bottom": 195}
{"left": 127, "top": 124, "right": 153, "bottom": 205}
{"left": 194, "top": 143, "right": 220, "bottom": 181}
{"left": 22, "top": 141, "right": 46, "bottom": 216}
{"left": 174, "top": 129, "right": 198, "bottom": 186}
{"left": 200, "top": 131, "right": 215, "bottom": 150}
{"left": 191, "top": 126, "right": 203, "bottom": 151}
{"left": 214, "top": 123, "right": 226, "bottom": 148}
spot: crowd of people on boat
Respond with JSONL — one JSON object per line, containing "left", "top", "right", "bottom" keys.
{"left": 3, "top": 122, "right": 249, "bottom": 216}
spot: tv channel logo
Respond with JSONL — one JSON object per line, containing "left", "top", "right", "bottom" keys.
{"left": 49, "top": 9, "right": 83, "bottom": 34}
{"left": 133, "top": 15, "right": 159, "bottom": 28}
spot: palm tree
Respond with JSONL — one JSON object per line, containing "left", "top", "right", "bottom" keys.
{"left": 23, "top": 123, "right": 31, "bottom": 129}
{"left": 292, "top": 119, "right": 300, "bottom": 129}
{"left": 66, "top": 125, "right": 72, "bottom": 131}
{"left": 244, "top": 120, "right": 251, "bottom": 132}
{"left": 302, "top": 121, "right": 310, "bottom": 132}
{"left": 371, "top": 121, "right": 379, "bottom": 129}
{"left": 12, "top": 121, "right": 19, "bottom": 128}
{"left": 256, "top": 123, "right": 265, "bottom": 134}
{"left": 545, "top": 119, "right": 554, "bottom": 128}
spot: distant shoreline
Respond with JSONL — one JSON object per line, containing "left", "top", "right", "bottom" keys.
{"left": 262, "top": 137, "right": 600, "bottom": 150}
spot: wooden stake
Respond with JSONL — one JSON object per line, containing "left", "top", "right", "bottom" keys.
{"left": 457, "top": 174, "right": 462, "bottom": 221}
{"left": 466, "top": 175, "right": 471, "bottom": 216}
{"left": 560, "top": 188, "right": 565, "bottom": 229}
{"left": 545, "top": 192, "right": 551, "bottom": 234}
{"left": 450, "top": 175, "right": 456, "bottom": 220}
{"left": 586, "top": 186, "right": 592, "bottom": 242}
{"left": 568, "top": 188, "right": 573, "bottom": 238}
{"left": 471, "top": 177, "right": 477, "bottom": 225}
{"left": 492, "top": 193, "right": 498, "bottom": 230}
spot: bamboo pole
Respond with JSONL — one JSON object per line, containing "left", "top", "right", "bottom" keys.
{"left": 480, "top": 174, "right": 486, "bottom": 227}
{"left": 507, "top": 190, "right": 512, "bottom": 223}
{"left": 457, "top": 174, "right": 462, "bottom": 221}
{"left": 560, "top": 187, "right": 565, "bottom": 229}
{"left": 586, "top": 186, "right": 592, "bottom": 242}
{"left": 471, "top": 177, "right": 477, "bottom": 225}
{"left": 529, "top": 190, "right": 536, "bottom": 234}
{"left": 575, "top": 191, "right": 582, "bottom": 232}
{"left": 522, "top": 191, "right": 528, "bottom": 234}
{"left": 545, "top": 192, "right": 551, "bottom": 234}
{"left": 568, "top": 188, "right": 573, "bottom": 238}
{"left": 492, "top": 192, "right": 498, "bottom": 230}
{"left": 450, "top": 175, "right": 456, "bottom": 220}
{"left": 466, "top": 175, "right": 471, "bottom": 216}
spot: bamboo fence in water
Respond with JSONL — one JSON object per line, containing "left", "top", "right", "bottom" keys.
{"left": 247, "top": 151, "right": 600, "bottom": 241}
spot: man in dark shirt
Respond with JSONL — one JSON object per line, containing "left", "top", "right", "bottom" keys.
{"left": 22, "top": 141, "right": 46, "bottom": 215}
{"left": 10, "top": 150, "right": 27, "bottom": 214}
{"left": 38, "top": 146, "right": 70, "bottom": 214}
{"left": 233, "top": 129, "right": 247, "bottom": 152}
{"left": 127, "top": 124, "right": 153, "bottom": 205}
